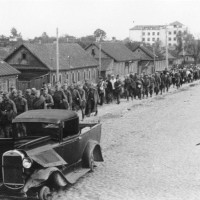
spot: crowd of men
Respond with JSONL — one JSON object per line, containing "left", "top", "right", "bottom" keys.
{"left": 0, "top": 64, "right": 199, "bottom": 138}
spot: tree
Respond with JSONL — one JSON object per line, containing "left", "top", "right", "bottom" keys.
{"left": 10, "top": 27, "right": 21, "bottom": 38}
{"left": 93, "top": 29, "right": 106, "bottom": 40}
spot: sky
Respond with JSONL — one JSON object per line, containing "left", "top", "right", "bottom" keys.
{"left": 0, "top": 0, "right": 200, "bottom": 40}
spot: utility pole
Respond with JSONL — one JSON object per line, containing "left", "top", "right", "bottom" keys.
{"left": 56, "top": 28, "right": 59, "bottom": 82}
{"left": 182, "top": 34, "right": 185, "bottom": 64}
{"left": 165, "top": 24, "right": 168, "bottom": 70}
{"left": 153, "top": 43, "right": 155, "bottom": 73}
{"left": 98, "top": 34, "right": 102, "bottom": 78}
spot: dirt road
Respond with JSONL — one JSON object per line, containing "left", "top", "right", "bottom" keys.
{"left": 54, "top": 82, "right": 200, "bottom": 200}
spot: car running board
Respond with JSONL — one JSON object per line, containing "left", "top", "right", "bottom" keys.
{"left": 64, "top": 168, "right": 91, "bottom": 184}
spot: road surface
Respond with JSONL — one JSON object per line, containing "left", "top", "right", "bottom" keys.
{"left": 54, "top": 82, "right": 200, "bottom": 200}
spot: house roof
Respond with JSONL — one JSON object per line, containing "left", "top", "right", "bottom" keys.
{"left": 169, "top": 21, "right": 184, "bottom": 27}
{"left": 0, "top": 59, "right": 20, "bottom": 77}
{"left": 130, "top": 25, "right": 164, "bottom": 30}
{"left": 132, "top": 49, "right": 153, "bottom": 61}
{"left": 87, "top": 42, "right": 140, "bottom": 62}
{"left": 6, "top": 43, "right": 98, "bottom": 71}
{"left": 127, "top": 43, "right": 160, "bottom": 60}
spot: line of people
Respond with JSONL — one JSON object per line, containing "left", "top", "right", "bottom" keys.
{"left": 0, "top": 81, "right": 99, "bottom": 138}
{"left": 0, "top": 64, "right": 199, "bottom": 138}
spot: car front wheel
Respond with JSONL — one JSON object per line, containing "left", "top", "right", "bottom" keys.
{"left": 39, "top": 186, "right": 52, "bottom": 200}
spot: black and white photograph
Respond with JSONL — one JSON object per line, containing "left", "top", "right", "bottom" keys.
{"left": 0, "top": 0, "right": 200, "bottom": 199}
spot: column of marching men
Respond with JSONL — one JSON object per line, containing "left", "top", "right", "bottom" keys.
{"left": 0, "top": 64, "right": 200, "bottom": 138}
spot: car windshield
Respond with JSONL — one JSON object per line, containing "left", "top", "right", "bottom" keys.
{"left": 14, "top": 122, "right": 60, "bottom": 139}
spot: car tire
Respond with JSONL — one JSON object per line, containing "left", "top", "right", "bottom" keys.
{"left": 39, "top": 186, "right": 52, "bottom": 200}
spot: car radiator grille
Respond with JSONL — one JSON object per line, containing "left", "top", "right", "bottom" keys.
{"left": 3, "top": 155, "right": 24, "bottom": 185}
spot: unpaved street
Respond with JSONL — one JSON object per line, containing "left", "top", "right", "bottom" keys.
{"left": 54, "top": 82, "right": 200, "bottom": 200}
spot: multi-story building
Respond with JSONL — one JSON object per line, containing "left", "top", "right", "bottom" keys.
{"left": 129, "top": 21, "right": 187, "bottom": 47}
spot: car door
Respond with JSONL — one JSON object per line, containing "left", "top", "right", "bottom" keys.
{"left": 58, "top": 118, "right": 81, "bottom": 165}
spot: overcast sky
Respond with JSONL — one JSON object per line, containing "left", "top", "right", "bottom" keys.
{"left": 0, "top": 0, "right": 200, "bottom": 40}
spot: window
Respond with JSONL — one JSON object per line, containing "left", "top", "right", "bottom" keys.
{"left": 125, "top": 62, "right": 129, "bottom": 67}
{"left": 142, "top": 32, "right": 145, "bottom": 36}
{"left": 88, "top": 70, "right": 91, "bottom": 80}
{"left": 152, "top": 32, "right": 155, "bottom": 35}
{"left": 168, "top": 37, "right": 171, "bottom": 41}
{"left": 157, "top": 38, "right": 159, "bottom": 41}
{"left": 147, "top": 38, "right": 150, "bottom": 41}
{"left": 52, "top": 74, "right": 56, "bottom": 84}
{"left": 83, "top": 71, "right": 86, "bottom": 80}
{"left": 77, "top": 71, "right": 80, "bottom": 81}
{"left": 91, "top": 48, "right": 95, "bottom": 56}
{"left": 142, "top": 38, "right": 145, "bottom": 41}
{"left": 174, "top": 31, "right": 176, "bottom": 34}
{"left": 174, "top": 25, "right": 177, "bottom": 28}
{"left": 152, "top": 38, "right": 155, "bottom": 41}
{"left": 72, "top": 72, "right": 75, "bottom": 83}
{"left": 59, "top": 74, "right": 62, "bottom": 83}
{"left": 148, "top": 32, "right": 150, "bottom": 35}
{"left": 157, "top": 32, "right": 159, "bottom": 35}
{"left": 168, "top": 31, "right": 171, "bottom": 35}
{"left": 174, "top": 37, "right": 176, "bottom": 41}
{"left": 22, "top": 53, "right": 26, "bottom": 59}
{"left": 169, "top": 43, "right": 171, "bottom": 46}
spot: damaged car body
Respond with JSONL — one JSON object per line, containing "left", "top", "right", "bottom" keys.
{"left": 0, "top": 109, "right": 103, "bottom": 200}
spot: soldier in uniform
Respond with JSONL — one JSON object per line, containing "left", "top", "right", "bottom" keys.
{"left": 0, "top": 92, "right": 17, "bottom": 138}
{"left": 97, "top": 77, "right": 106, "bottom": 105}
{"left": 70, "top": 84, "right": 81, "bottom": 111}
{"left": 62, "top": 83, "right": 72, "bottom": 110}
{"left": 114, "top": 76, "right": 122, "bottom": 104}
{"left": 105, "top": 75, "right": 113, "bottom": 104}
{"left": 32, "top": 90, "right": 45, "bottom": 110}
{"left": 24, "top": 89, "right": 34, "bottom": 110}
{"left": 14, "top": 90, "right": 28, "bottom": 137}
{"left": 42, "top": 88, "right": 54, "bottom": 109}
{"left": 124, "top": 75, "right": 132, "bottom": 101}
{"left": 142, "top": 75, "right": 150, "bottom": 98}
{"left": 76, "top": 82, "right": 86, "bottom": 120}
{"left": 154, "top": 72, "right": 161, "bottom": 95}
{"left": 53, "top": 82, "right": 68, "bottom": 109}
{"left": 85, "top": 83, "right": 99, "bottom": 117}
{"left": 149, "top": 75, "right": 155, "bottom": 97}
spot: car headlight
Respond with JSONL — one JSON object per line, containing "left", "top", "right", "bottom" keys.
{"left": 22, "top": 157, "right": 32, "bottom": 169}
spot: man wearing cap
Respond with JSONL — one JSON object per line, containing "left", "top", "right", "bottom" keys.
{"left": 42, "top": 88, "right": 54, "bottom": 109}
{"left": 0, "top": 92, "right": 17, "bottom": 138}
{"left": 97, "top": 77, "right": 106, "bottom": 105}
{"left": 24, "top": 89, "right": 34, "bottom": 110}
{"left": 76, "top": 82, "right": 86, "bottom": 120}
{"left": 62, "top": 83, "right": 72, "bottom": 110}
{"left": 32, "top": 90, "right": 45, "bottom": 110}
{"left": 14, "top": 90, "right": 28, "bottom": 137}
{"left": 53, "top": 82, "right": 68, "bottom": 109}
{"left": 70, "top": 84, "right": 81, "bottom": 111}
{"left": 110, "top": 74, "right": 116, "bottom": 100}
{"left": 114, "top": 76, "right": 122, "bottom": 104}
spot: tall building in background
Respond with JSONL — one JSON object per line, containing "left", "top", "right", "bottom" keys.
{"left": 129, "top": 21, "right": 187, "bottom": 47}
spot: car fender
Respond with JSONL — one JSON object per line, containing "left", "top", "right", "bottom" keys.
{"left": 82, "top": 140, "right": 103, "bottom": 167}
{"left": 22, "top": 167, "right": 68, "bottom": 193}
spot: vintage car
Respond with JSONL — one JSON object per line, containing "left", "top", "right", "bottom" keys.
{"left": 0, "top": 109, "right": 103, "bottom": 200}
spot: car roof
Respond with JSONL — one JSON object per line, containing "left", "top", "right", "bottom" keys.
{"left": 13, "top": 109, "right": 78, "bottom": 124}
